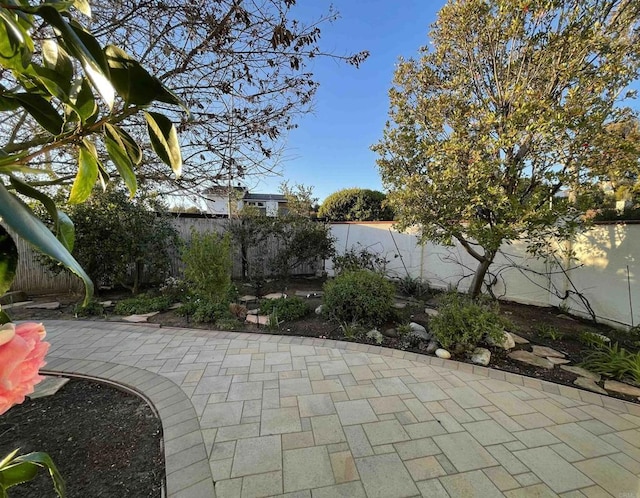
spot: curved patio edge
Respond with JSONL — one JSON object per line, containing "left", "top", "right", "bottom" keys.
{"left": 157, "top": 323, "right": 640, "bottom": 416}
{"left": 43, "top": 355, "right": 216, "bottom": 498}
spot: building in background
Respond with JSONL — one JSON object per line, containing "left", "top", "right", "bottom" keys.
{"left": 203, "top": 186, "right": 288, "bottom": 217}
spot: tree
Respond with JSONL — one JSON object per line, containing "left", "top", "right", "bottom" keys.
{"left": 373, "top": 0, "right": 640, "bottom": 298}
{"left": 3, "top": 1, "right": 369, "bottom": 200}
{"left": 280, "top": 181, "right": 317, "bottom": 217}
{"left": 318, "top": 188, "right": 394, "bottom": 221}
{"left": 0, "top": 0, "right": 184, "bottom": 308}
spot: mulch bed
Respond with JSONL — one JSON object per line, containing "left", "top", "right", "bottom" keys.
{"left": 0, "top": 378, "right": 163, "bottom": 498}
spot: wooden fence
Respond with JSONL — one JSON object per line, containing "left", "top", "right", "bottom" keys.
{"left": 5, "top": 215, "right": 323, "bottom": 296}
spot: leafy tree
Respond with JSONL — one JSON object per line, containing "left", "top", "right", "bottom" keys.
{"left": 3, "top": 1, "right": 369, "bottom": 199}
{"left": 318, "top": 188, "right": 394, "bottom": 221}
{"left": 182, "top": 230, "right": 233, "bottom": 303}
{"left": 374, "top": 0, "right": 640, "bottom": 298}
{"left": 0, "top": 0, "right": 184, "bottom": 308}
{"left": 280, "top": 181, "right": 317, "bottom": 217}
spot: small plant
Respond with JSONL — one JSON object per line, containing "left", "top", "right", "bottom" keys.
{"left": 578, "top": 330, "right": 609, "bottom": 349}
{"left": 397, "top": 275, "right": 429, "bottom": 299}
{"left": 215, "top": 318, "right": 242, "bottom": 330}
{"left": 114, "top": 295, "right": 172, "bottom": 315}
{"left": 73, "top": 299, "right": 105, "bottom": 317}
{"left": 323, "top": 270, "right": 395, "bottom": 327}
{"left": 430, "top": 292, "right": 504, "bottom": 353}
{"left": 339, "top": 321, "right": 364, "bottom": 340}
{"left": 229, "top": 303, "right": 248, "bottom": 319}
{"left": 366, "top": 329, "right": 384, "bottom": 344}
{"left": 259, "top": 297, "right": 310, "bottom": 322}
{"left": 581, "top": 343, "right": 640, "bottom": 383}
{"left": 191, "top": 301, "right": 233, "bottom": 324}
{"left": 396, "top": 323, "right": 413, "bottom": 337}
{"left": 535, "top": 323, "right": 564, "bottom": 341}
{"left": 159, "top": 277, "right": 189, "bottom": 302}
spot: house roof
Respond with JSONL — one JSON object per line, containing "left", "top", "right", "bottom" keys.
{"left": 243, "top": 193, "right": 287, "bottom": 202}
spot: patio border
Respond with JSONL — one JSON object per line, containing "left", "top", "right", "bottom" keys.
{"left": 43, "top": 356, "right": 215, "bottom": 498}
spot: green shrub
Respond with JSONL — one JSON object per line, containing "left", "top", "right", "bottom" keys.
{"left": 191, "top": 301, "right": 233, "bottom": 324}
{"left": 430, "top": 292, "right": 504, "bottom": 353}
{"left": 323, "top": 270, "right": 395, "bottom": 326}
{"left": 182, "top": 230, "right": 232, "bottom": 303}
{"left": 332, "top": 245, "right": 388, "bottom": 275}
{"left": 318, "top": 188, "right": 394, "bottom": 221}
{"left": 535, "top": 323, "right": 564, "bottom": 341}
{"left": 581, "top": 343, "right": 640, "bottom": 384}
{"left": 114, "top": 295, "right": 172, "bottom": 315}
{"left": 73, "top": 299, "right": 105, "bottom": 317}
{"left": 396, "top": 275, "right": 429, "bottom": 299}
{"left": 259, "top": 297, "right": 310, "bottom": 322}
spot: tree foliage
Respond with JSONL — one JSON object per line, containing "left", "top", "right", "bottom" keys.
{"left": 374, "top": 0, "right": 640, "bottom": 298}
{"left": 0, "top": 0, "right": 184, "bottom": 306}
{"left": 318, "top": 188, "right": 394, "bottom": 221}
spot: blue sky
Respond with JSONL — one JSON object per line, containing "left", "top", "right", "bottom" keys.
{"left": 249, "top": 0, "right": 444, "bottom": 203}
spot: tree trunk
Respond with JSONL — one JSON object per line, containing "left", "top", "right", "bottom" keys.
{"left": 468, "top": 252, "right": 495, "bottom": 299}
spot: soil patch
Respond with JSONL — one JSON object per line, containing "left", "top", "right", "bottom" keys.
{"left": 0, "top": 378, "right": 163, "bottom": 498}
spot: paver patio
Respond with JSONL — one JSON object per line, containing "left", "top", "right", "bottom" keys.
{"left": 40, "top": 320, "right": 640, "bottom": 497}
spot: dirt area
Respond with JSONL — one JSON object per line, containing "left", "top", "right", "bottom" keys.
{"left": 5, "top": 277, "right": 639, "bottom": 404}
{"left": 0, "top": 378, "right": 163, "bottom": 498}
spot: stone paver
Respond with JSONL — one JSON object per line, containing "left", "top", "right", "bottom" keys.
{"left": 40, "top": 320, "right": 640, "bottom": 498}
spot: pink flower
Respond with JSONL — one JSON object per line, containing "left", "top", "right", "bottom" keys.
{"left": 0, "top": 322, "right": 50, "bottom": 415}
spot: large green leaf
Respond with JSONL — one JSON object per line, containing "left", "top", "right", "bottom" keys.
{"left": 104, "top": 123, "right": 142, "bottom": 165}
{"left": 0, "top": 226, "right": 18, "bottom": 296}
{"left": 0, "top": 9, "right": 33, "bottom": 70}
{"left": 12, "top": 93, "right": 64, "bottom": 135}
{"left": 15, "top": 452, "right": 65, "bottom": 497}
{"left": 0, "top": 461, "right": 39, "bottom": 488}
{"left": 69, "top": 144, "right": 99, "bottom": 204}
{"left": 144, "top": 111, "right": 182, "bottom": 177}
{"left": 104, "top": 135, "right": 136, "bottom": 197}
{"left": 0, "top": 182, "right": 93, "bottom": 304}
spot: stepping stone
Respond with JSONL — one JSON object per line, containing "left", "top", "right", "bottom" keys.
{"left": 574, "top": 377, "right": 607, "bottom": 395}
{"left": 123, "top": 312, "right": 159, "bottom": 323}
{"left": 26, "top": 301, "right": 61, "bottom": 310}
{"left": 239, "top": 295, "right": 258, "bottom": 303}
{"left": 1, "top": 301, "right": 33, "bottom": 310}
{"left": 263, "top": 293, "right": 286, "bottom": 300}
{"left": 168, "top": 302, "right": 183, "bottom": 310}
{"left": 245, "top": 314, "right": 270, "bottom": 325}
{"left": 29, "top": 376, "right": 69, "bottom": 399}
{"left": 604, "top": 380, "right": 640, "bottom": 397}
{"left": 531, "top": 345, "right": 565, "bottom": 358}
{"left": 393, "top": 302, "right": 407, "bottom": 309}
{"left": 508, "top": 350, "right": 555, "bottom": 369}
{"left": 424, "top": 308, "right": 439, "bottom": 317}
{"left": 246, "top": 308, "right": 260, "bottom": 315}
{"left": 547, "top": 357, "right": 571, "bottom": 365}
{"left": 560, "top": 365, "right": 601, "bottom": 382}
{"left": 510, "top": 332, "right": 529, "bottom": 344}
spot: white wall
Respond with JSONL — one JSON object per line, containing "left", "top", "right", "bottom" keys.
{"left": 327, "top": 222, "right": 640, "bottom": 329}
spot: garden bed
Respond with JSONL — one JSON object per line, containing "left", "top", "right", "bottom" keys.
{"left": 5, "top": 277, "right": 640, "bottom": 404}
{"left": 0, "top": 378, "right": 163, "bottom": 498}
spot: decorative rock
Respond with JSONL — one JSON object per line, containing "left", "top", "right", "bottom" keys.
{"left": 26, "top": 301, "right": 61, "bottom": 310}
{"left": 315, "top": 305, "right": 325, "bottom": 315}
{"left": 245, "top": 314, "right": 270, "bottom": 325}
{"left": 1, "top": 301, "right": 34, "bottom": 310}
{"left": 486, "top": 331, "right": 516, "bottom": 350}
{"left": 99, "top": 300, "right": 114, "bottom": 307}
{"left": 470, "top": 347, "right": 491, "bottom": 366}
{"left": 393, "top": 302, "right": 407, "bottom": 309}
{"left": 547, "top": 357, "right": 571, "bottom": 365}
{"left": 508, "top": 350, "right": 555, "bottom": 369}
{"left": 592, "top": 333, "right": 611, "bottom": 343}
{"left": 424, "top": 308, "right": 439, "bottom": 317}
{"left": 239, "top": 295, "right": 258, "bottom": 304}
{"left": 29, "top": 376, "right": 69, "bottom": 399}
{"left": 382, "top": 328, "right": 398, "bottom": 338}
{"left": 531, "top": 345, "right": 565, "bottom": 358}
{"left": 435, "top": 348, "right": 451, "bottom": 359}
{"left": 409, "top": 322, "right": 431, "bottom": 341}
{"left": 246, "top": 308, "right": 260, "bottom": 315}
{"left": 263, "top": 292, "right": 286, "bottom": 300}
{"left": 560, "top": 365, "right": 601, "bottom": 382}
{"left": 510, "top": 333, "right": 530, "bottom": 344}
{"left": 604, "top": 380, "right": 640, "bottom": 398}
{"left": 122, "top": 312, "right": 159, "bottom": 323}
{"left": 574, "top": 377, "right": 607, "bottom": 395}
{"left": 425, "top": 340, "right": 439, "bottom": 354}
{"left": 168, "top": 302, "right": 183, "bottom": 310}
